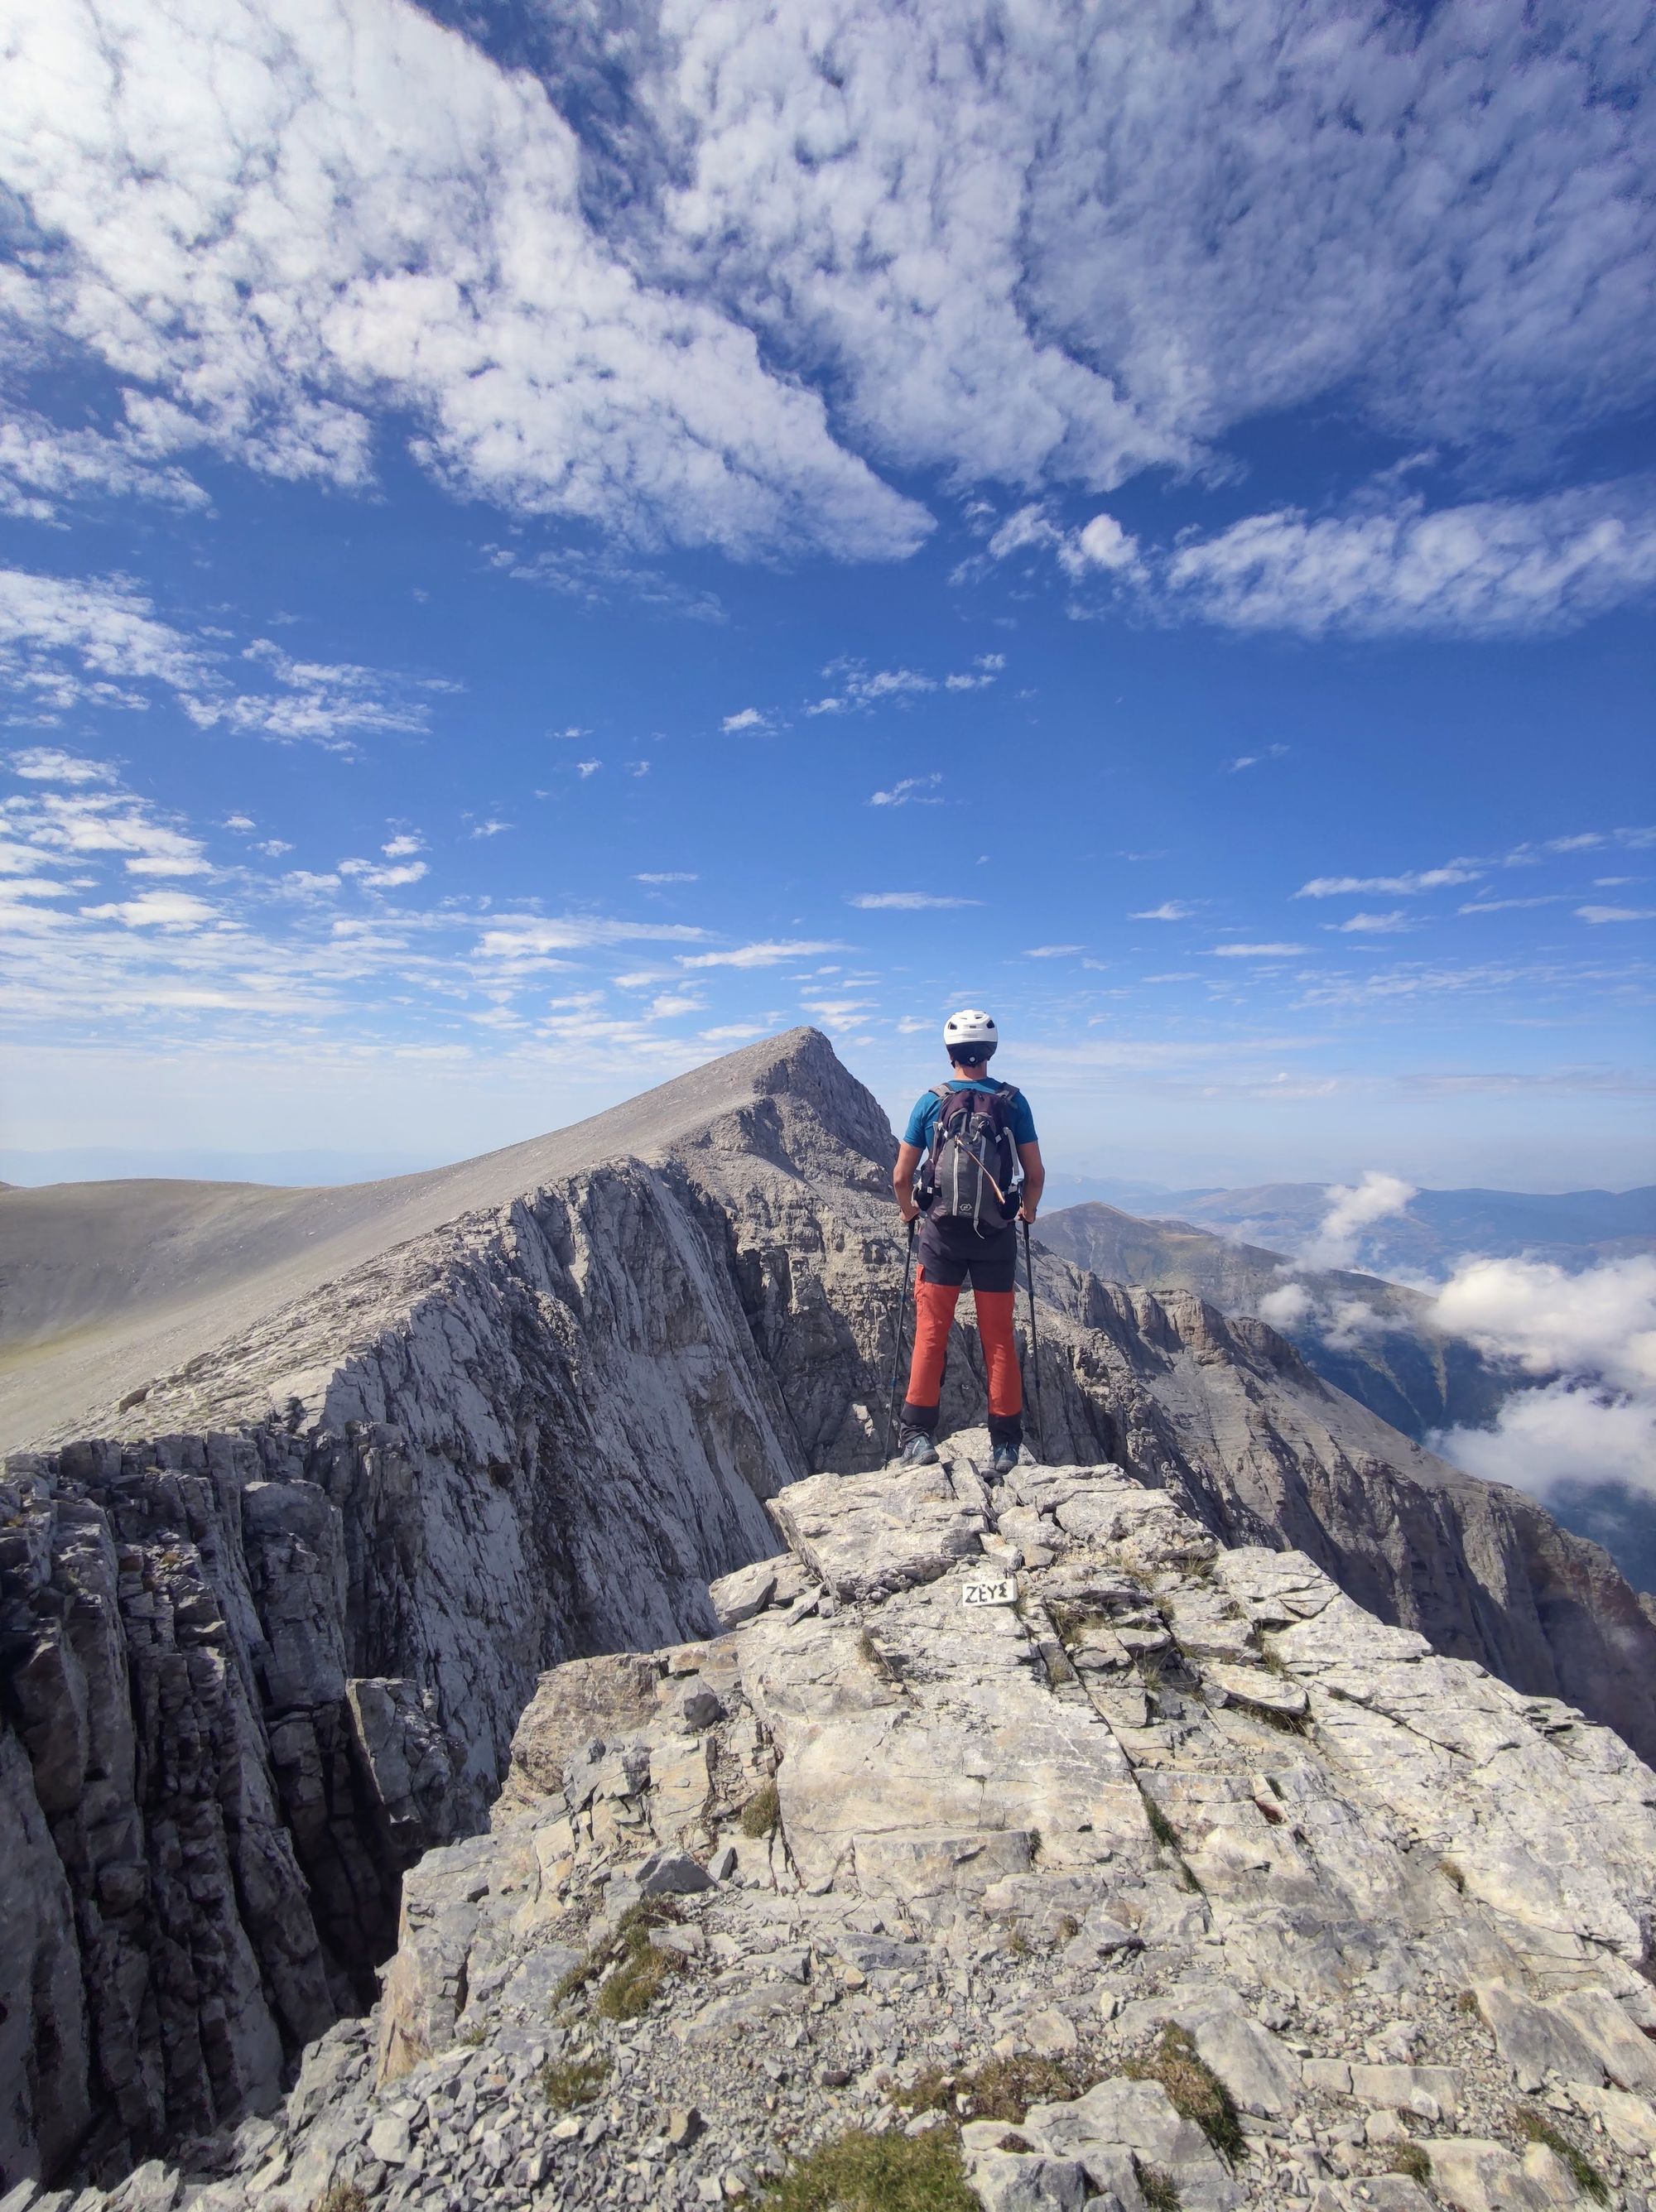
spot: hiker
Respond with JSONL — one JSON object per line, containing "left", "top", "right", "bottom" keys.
{"left": 890, "top": 1009, "right": 1044, "bottom": 1478}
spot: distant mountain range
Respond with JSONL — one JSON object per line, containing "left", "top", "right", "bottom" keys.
{"left": 1039, "top": 1176, "right": 1656, "bottom": 1277}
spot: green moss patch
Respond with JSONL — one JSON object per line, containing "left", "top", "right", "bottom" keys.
{"left": 1124, "top": 2024, "right": 1245, "bottom": 2162}
{"left": 761, "top": 2126, "right": 977, "bottom": 2210}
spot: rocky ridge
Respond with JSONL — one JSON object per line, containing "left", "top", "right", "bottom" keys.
{"left": 38, "top": 1426, "right": 1656, "bottom": 2212}
{"left": 4, "top": 1031, "right": 1655, "bottom": 2193}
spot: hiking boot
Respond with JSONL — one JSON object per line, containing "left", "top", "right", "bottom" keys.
{"left": 898, "top": 1431, "right": 939, "bottom": 1467}
{"left": 989, "top": 1441, "right": 1021, "bottom": 1479}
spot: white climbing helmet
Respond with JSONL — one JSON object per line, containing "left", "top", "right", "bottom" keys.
{"left": 943, "top": 1007, "right": 998, "bottom": 1059}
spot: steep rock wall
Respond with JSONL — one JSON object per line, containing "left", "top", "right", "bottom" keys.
{"left": 0, "top": 1162, "right": 802, "bottom": 2189}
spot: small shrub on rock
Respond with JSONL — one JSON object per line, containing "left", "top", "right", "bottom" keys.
{"left": 310, "top": 2187, "right": 368, "bottom": 2212}
{"left": 1515, "top": 2106, "right": 1609, "bottom": 2203}
{"left": 898, "top": 2052, "right": 1083, "bottom": 2123}
{"left": 1135, "top": 2160, "right": 1182, "bottom": 2212}
{"left": 1387, "top": 2143, "right": 1432, "bottom": 2185}
{"left": 596, "top": 1909, "right": 684, "bottom": 2022}
{"left": 741, "top": 1780, "right": 781, "bottom": 1837}
{"left": 761, "top": 2125, "right": 976, "bottom": 2210}
{"left": 538, "top": 2055, "right": 609, "bottom": 2109}
{"left": 1125, "top": 2024, "right": 1245, "bottom": 2162}
{"left": 557, "top": 1898, "right": 681, "bottom": 2016}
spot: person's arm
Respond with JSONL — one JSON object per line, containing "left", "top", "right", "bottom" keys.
{"left": 893, "top": 1141, "right": 924, "bottom": 1222}
{"left": 1017, "top": 1141, "right": 1045, "bottom": 1223}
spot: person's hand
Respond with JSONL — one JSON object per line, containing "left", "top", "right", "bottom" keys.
{"left": 1019, "top": 1199, "right": 1037, "bottom": 1224}
{"left": 898, "top": 1196, "right": 920, "bottom": 1224}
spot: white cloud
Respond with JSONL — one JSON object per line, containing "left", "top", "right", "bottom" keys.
{"left": 339, "top": 857, "right": 429, "bottom": 891}
{"left": 0, "top": 570, "right": 447, "bottom": 753}
{"left": 1206, "top": 941, "right": 1306, "bottom": 958}
{"left": 1132, "top": 901, "right": 1194, "bottom": 921}
{"left": 1297, "top": 865, "right": 1481, "bottom": 897}
{"left": 1429, "top": 1255, "right": 1656, "bottom": 1395}
{"left": 0, "top": 0, "right": 922, "bottom": 560}
{"left": 679, "top": 939, "right": 846, "bottom": 969}
{"left": 1229, "top": 744, "right": 1288, "bottom": 772}
{"left": 224, "top": 812, "right": 256, "bottom": 832}
{"left": 0, "top": 567, "right": 207, "bottom": 716}
{"left": 486, "top": 543, "right": 724, "bottom": 623}
{"left": 1428, "top": 1255, "right": 1656, "bottom": 1505}
{"left": 634, "top": 871, "right": 698, "bottom": 883}
{"left": 478, "top": 916, "right": 709, "bottom": 959}
{"left": 1324, "top": 911, "right": 1413, "bottom": 935}
{"left": 721, "top": 708, "right": 769, "bottom": 733}
{"left": 1577, "top": 904, "right": 1656, "bottom": 923}
{"left": 1259, "top": 1277, "right": 1399, "bottom": 1351}
{"left": 382, "top": 834, "right": 424, "bottom": 859}
{"left": 82, "top": 889, "right": 217, "bottom": 929}
{"left": 1257, "top": 1282, "right": 1314, "bottom": 1330}
{"left": 869, "top": 775, "right": 943, "bottom": 808}
{"left": 278, "top": 870, "right": 340, "bottom": 899}
{"left": 576, "top": 761, "right": 601, "bottom": 777}
{"left": 2, "top": 784, "right": 207, "bottom": 877}
{"left": 1025, "top": 944, "right": 1084, "bottom": 958}
{"left": 7, "top": 746, "right": 118, "bottom": 784}
{"left": 1433, "top": 1385, "right": 1656, "bottom": 1502}
{"left": 848, "top": 892, "right": 981, "bottom": 910}
{"left": 1459, "top": 896, "right": 1567, "bottom": 914}
{"left": 1157, "top": 479, "right": 1656, "bottom": 637}
{"left": 0, "top": 410, "right": 209, "bottom": 523}
{"left": 1297, "top": 1170, "right": 1417, "bottom": 1269}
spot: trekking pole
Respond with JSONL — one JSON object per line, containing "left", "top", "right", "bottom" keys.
{"left": 1022, "top": 1218, "right": 1047, "bottom": 1462}
{"left": 882, "top": 1218, "right": 917, "bottom": 1463}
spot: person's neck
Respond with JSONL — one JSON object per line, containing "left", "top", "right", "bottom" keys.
{"left": 950, "top": 1063, "right": 989, "bottom": 1080}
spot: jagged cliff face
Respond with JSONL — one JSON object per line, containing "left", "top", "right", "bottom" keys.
{"left": 2, "top": 1029, "right": 1654, "bottom": 2192}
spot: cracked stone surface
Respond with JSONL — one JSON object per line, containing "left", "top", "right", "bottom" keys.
{"left": 47, "top": 1426, "right": 1653, "bottom": 2212}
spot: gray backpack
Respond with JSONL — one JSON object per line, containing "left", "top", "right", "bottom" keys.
{"left": 919, "top": 1084, "right": 1020, "bottom": 1233}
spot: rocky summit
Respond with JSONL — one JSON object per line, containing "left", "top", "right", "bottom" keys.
{"left": 24, "top": 1426, "right": 1656, "bottom": 2212}
{"left": 2, "top": 1031, "right": 1654, "bottom": 2204}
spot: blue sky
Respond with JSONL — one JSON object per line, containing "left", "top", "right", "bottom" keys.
{"left": 1, "top": 0, "right": 1652, "bottom": 1191}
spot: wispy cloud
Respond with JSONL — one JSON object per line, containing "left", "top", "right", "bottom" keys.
{"left": 1025, "top": 944, "right": 1084, "bottom": 958}
{"left": 485, "top": 543, "right": 724, "bottom": 623}
{"left": 1297, "top": 865, "right": 1481, "bottom": 898}
{"left": 1157, "top": 480, "right": 1656, "bottom": 638}
{"left": 1577, "top": 904, "right": 1656, "bottom": 923}
{"left": 847, "top": 892, "right": 982, "bottom": 910}
{"left": 721, "top": 707, "right": 770, "bottom": 733}
{"left": 679, "top": 940, "right": 846, "bottom": 969}
{"left": 634, "top": 871, "right": 698, "bottom": 883}
{"left": 1132, "top": 901, "right": 1196, "bottom": 921}
{"left": 6, "top": 746, "right": 118, "bottom": 785}
{"left": 1207, "top": 941, "right": 1307, "bottom": 958}
{"left": 1323, "top": 911, "right": 1414, "bottom": 935}
{"left": 869, "top": 775, "right": 943, "bottom": 808}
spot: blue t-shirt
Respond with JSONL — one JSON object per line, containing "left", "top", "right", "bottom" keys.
{"left": 903, "top": 1078, "right": 1038, "bottom": 1152}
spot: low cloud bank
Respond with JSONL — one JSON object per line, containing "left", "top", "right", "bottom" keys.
{"left": 1427, "top": 1254, "right": 1656, "bottom": 1505}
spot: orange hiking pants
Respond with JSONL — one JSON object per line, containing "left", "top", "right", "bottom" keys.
{"left": 902, "top": 1265, "right": 1023, "bottom": 1445}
